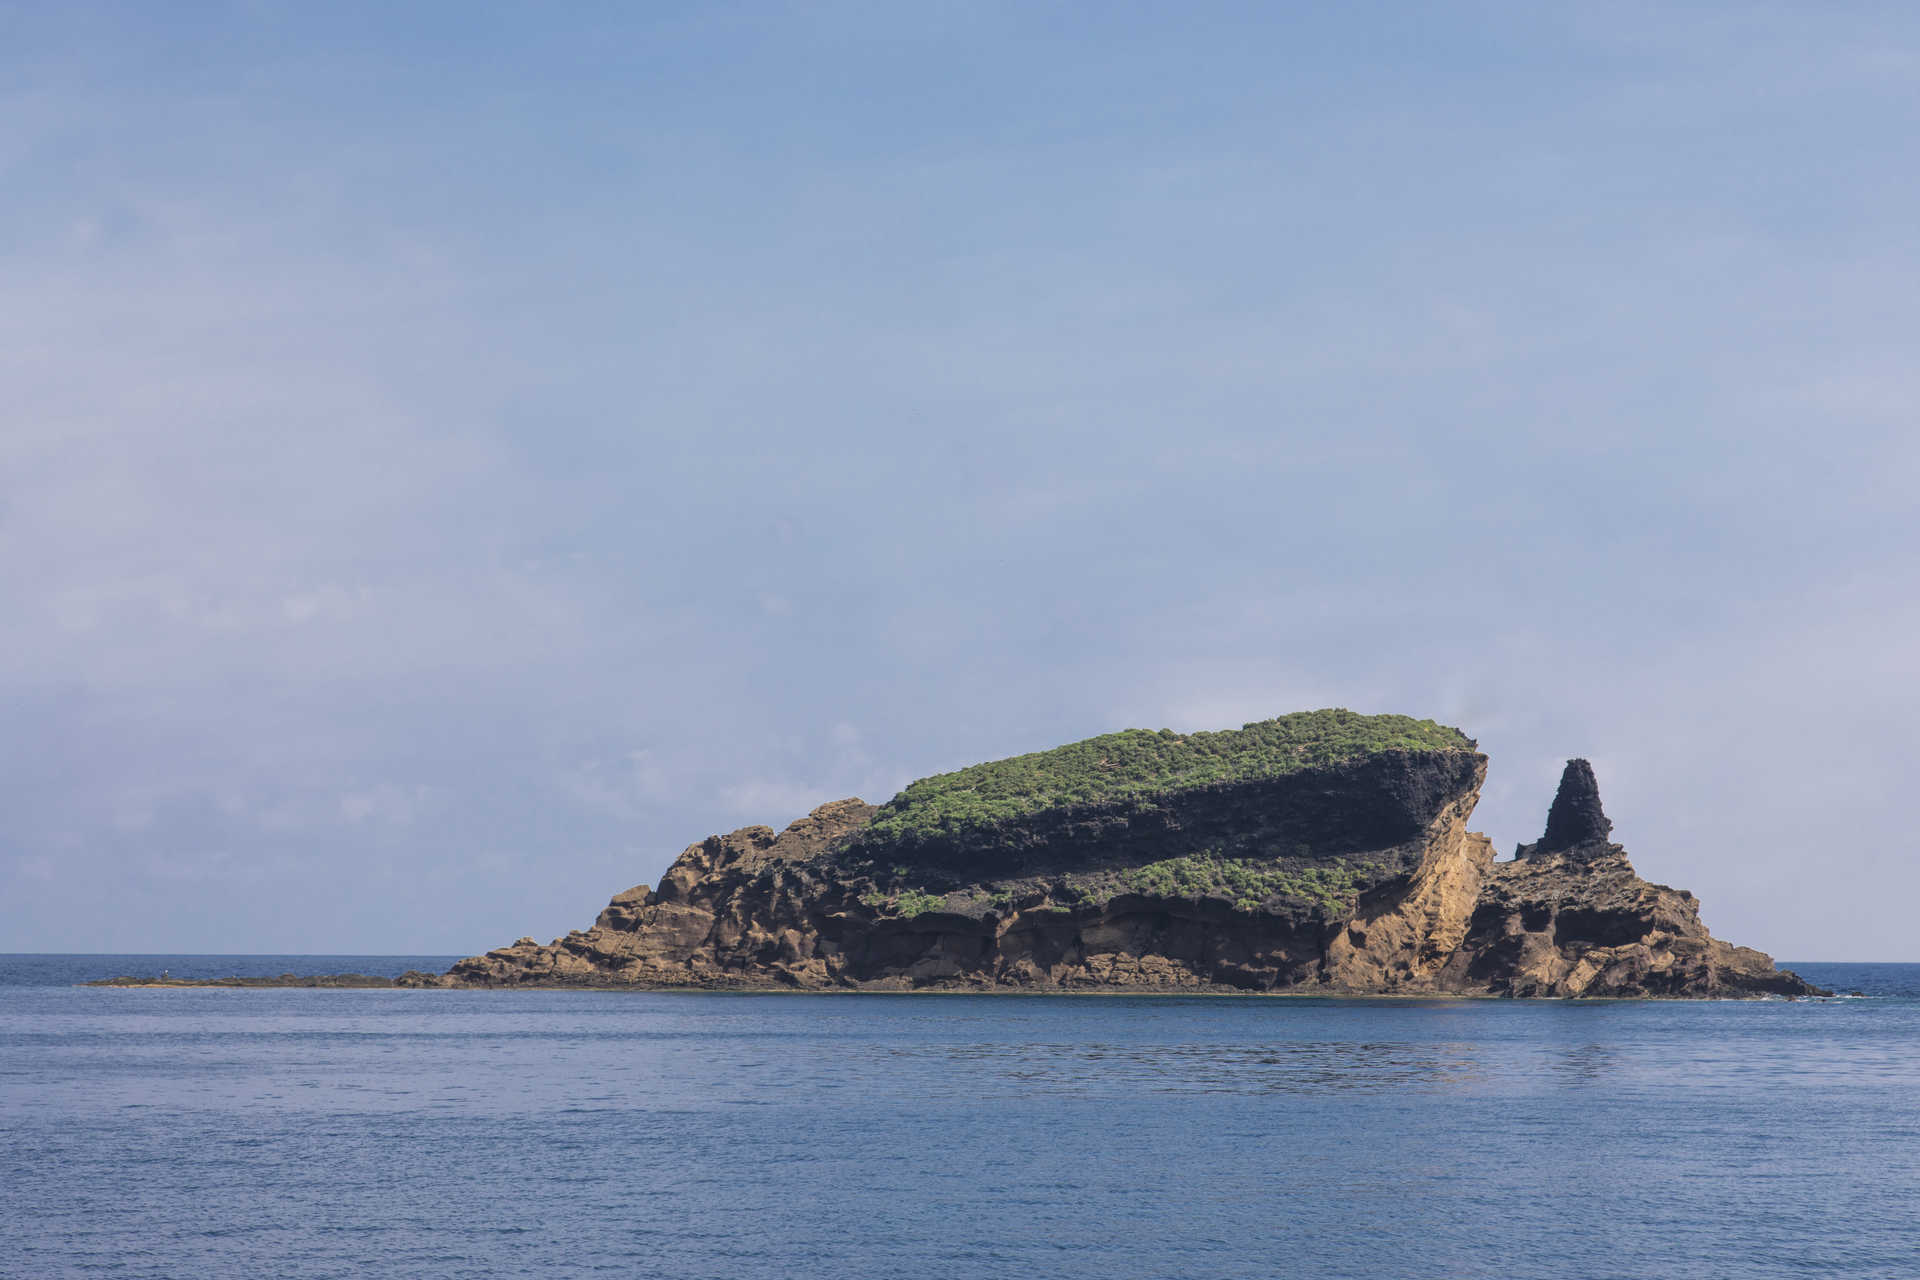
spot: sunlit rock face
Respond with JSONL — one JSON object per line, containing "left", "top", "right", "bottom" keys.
{"left": 407, "top": 721, "right": 1822, "bottom": 999}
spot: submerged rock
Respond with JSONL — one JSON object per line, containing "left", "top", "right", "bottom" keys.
{"left": 409, "top": 712, "right": 1821, "bottom": 999}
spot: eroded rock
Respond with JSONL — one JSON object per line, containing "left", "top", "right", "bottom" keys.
{"left": 1532, "top": 758, "right": 1613, "bottom": 855}
{"left": 415, "top": 741, "right": 1821, "bottom": 999}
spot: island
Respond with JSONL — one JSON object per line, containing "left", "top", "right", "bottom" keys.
{"left": 389, "top": 710, "right": 1819, "bottom": 998}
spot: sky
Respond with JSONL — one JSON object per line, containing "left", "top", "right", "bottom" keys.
{"left": 4, "top": 1, "right": 1917, "bottom": 958}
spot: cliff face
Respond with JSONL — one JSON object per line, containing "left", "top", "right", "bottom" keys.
{"left": 417, "top": 735, "right": 1820, "bottom": 999}
{"left": 1437, "top": 760, "right": 1815, "bottom": 997}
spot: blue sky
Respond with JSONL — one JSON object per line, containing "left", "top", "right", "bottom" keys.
{"left": 5, "top": 2, "right": 1917, "bottom": 957}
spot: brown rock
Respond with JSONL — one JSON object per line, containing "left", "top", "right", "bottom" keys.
{"left": 435, "top": 749, "right": 1821, "bottom": 999}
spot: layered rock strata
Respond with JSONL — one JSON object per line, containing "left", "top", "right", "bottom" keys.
{"left": 412, "top": 742, "right": 1819, "bottom": 998}
{"left": 1436, "top": 760, "right": 1815, "bottom": 997}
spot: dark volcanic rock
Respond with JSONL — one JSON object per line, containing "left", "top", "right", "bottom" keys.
{"left": 1457, "top": 762, "right": 1822, "bottom": 998}
{"left": 423, "top": 734, "right": 1822, "bottom": 999}
{"left": 848, "top": 750, "right": 1487, "bottom": 884}
{"left": 1442, "top": 850, "right": 1820, "bottom": 997}
{"left": 1533, "top": 758, "right": 1613, "bottom": 855}
{"left": 431, "top": 752, "right": 1491, "bottom": 993}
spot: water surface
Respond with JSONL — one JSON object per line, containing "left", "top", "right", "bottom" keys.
{"left": 3, "top": 957, "right": 1915, "bottom": 1278}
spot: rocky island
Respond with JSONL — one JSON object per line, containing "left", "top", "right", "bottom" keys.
{"left": 402, "top": 710, "right": 1819, "bottom": 998}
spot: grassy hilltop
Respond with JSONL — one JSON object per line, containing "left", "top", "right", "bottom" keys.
{"left": 863, "top": 709, "right": 1472, "bottom": 844}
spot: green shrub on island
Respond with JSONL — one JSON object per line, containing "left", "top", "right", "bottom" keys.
{"left": 1121, "top": 853, "right": 1367, "bottom": 913}
{"left": 855, "top": 855, "right": 1370, "bottom": 919}
{"left": 862, "top": 709, "right": 1471, "bottom": 844}
{"left": 861, "top": 887, "right": 950, "bottom": 917}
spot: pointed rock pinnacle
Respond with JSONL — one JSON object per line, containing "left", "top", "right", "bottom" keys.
{"left": 1536, "top": 758, "right": 1613, "bottom": 853}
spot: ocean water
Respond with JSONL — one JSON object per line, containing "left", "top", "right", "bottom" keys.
{"left": 2, "top": 958, "right": 1917, "bottom": 1279}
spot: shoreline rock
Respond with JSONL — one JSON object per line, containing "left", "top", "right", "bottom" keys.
{"left": 87, "top": 721, "right": 1824, "bottom": 1000}
{"left": 413, "top": 733, "right": 1824, "bottom": 999}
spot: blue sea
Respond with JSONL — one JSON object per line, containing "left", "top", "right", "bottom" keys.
{"left": 2, "top": 957, "right": 1917, "bottom": 1279}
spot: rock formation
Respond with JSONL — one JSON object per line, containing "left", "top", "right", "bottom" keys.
{"left": 1531, "top": 757, "right": 1612, "bottom": 855}
{"left": 405, "top": 714, "right": 1821, "bottom": 998}
{"left": 1434, "top": 760, "right": 1815, "bottom": 997}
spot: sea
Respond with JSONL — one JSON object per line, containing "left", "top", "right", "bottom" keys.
{"left": 2, "top": 957, "right": 1916, "bottom": 1280}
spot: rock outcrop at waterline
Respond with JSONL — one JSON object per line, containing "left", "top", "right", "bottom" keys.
{"left": 409, "top": 714, "right": 1820, "bottom": 998}
{"left": 1436, "top": 760, "right": 1815, "bottom": 996}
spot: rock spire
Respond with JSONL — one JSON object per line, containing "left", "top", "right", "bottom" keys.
{"left": 1532, "top": 758, "right": 1613, "bottom": 855}
{"left": 400, "top": 729, "right": 1822, "bottom": 999}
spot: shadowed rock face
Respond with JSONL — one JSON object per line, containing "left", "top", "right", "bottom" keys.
{"left": 413, "top": 743, "right": 1823, "bottom": 999}
{"left": 1533, "top": 758, "right": 1613, "bottom": 855}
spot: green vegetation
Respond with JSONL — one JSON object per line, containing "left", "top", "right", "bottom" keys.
{"left": 860, "top": 887, "right": 949, "bottom": 917}
{"left": 862, "top": 709, "right": 1470, "bottom": 844}
{"left": 1122, "top": 853, "right": 1368, "bottom": 914}
{"left": 858, "top": 857, "right": 1368, "bottom": 919}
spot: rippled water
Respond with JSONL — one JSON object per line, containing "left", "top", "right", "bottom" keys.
{"left": 3, "top": 957, "right": 1917, "bottom": 1278}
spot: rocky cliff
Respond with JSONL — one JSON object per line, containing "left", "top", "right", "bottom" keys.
{"left": 408, "top": 714, "right": 1820, "bottom": 998}
{"left": 1434, "top": 760, "right": 1815, "bottom": 997}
